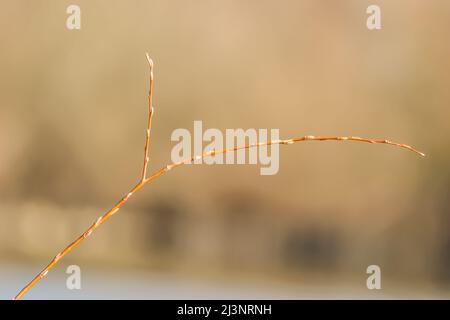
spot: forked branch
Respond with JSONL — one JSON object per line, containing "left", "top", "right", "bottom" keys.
{"left": 13, "top": 55, "right": 425, "bottom": 300}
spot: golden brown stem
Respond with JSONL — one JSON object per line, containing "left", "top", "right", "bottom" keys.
{"left": 13, "top": 55, "right": 425, "bottom": 300}
{"left": 141, "top": 53, "right": 154, "bottom": 182}
{"left": 13, "top": 134, "right": 424, "bottom": 300}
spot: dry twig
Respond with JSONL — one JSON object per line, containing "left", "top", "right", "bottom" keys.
{"left": 141, "top": 53, "right": 154, "bottom": 182}
{"left": 13, "top": 54, "right": 425, "bottom": 300}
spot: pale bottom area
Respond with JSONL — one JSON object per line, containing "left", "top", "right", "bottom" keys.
{"left": 1, "top": 262, "right": 448, "bottom": 300}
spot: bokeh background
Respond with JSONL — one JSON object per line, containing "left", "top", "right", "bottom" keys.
{"left": 0, "top": 0, "right": 449, "bottom": 299}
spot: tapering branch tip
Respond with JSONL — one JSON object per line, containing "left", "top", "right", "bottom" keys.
{"left": 145, "top": 53, "right": 153, "bottom": 70}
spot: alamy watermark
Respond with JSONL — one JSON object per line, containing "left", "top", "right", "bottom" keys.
{"left": 66, "top": 265, "right": 82, "bottom": 290}
{"left": 366, "top": 5, "right": 381, "bottom": 30}
{"left": 66, "top": 5, "right": 81, "bottom": 30}
{"left": 366, "top": 265, "right": 381, "bottom": 290}
{"left": 171, "top": 121, "right": 280, "bottom": 175}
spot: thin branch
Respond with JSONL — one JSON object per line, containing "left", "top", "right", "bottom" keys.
{"left": 13, "top": 56, "right": 425, "bottom": 300}
{"left": 141, "top": 53, "right": 154, "bottom": 181}
{"left": 145, "top": 135, "right": 425, "bottom": 177}
{"left": 12, "top": 134, "right": 425, "bottom": 300}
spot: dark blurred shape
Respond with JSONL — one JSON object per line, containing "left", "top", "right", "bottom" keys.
{"left": 282, "top": 223, "right": 340, "bottom": 271}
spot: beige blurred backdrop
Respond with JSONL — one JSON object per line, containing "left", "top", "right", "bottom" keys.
{"left": 0, "top": 0, "right": 449, "bottom": 299}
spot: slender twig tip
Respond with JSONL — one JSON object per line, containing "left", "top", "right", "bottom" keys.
{"left": 145, "top": 53, "right": 153, "bottom": 69}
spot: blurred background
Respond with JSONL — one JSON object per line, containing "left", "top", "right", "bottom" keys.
{"left": 0, "top": 0, "right": 449, "bottom": 299}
